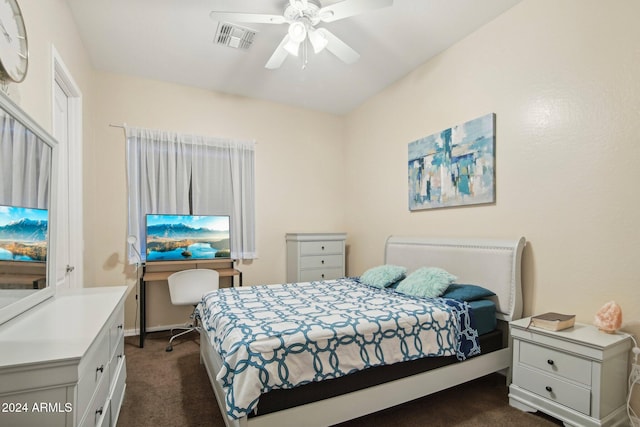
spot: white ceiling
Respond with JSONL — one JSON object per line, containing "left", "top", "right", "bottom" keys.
{"left": 65, "top": 0, "right": 522, "bottom": 115}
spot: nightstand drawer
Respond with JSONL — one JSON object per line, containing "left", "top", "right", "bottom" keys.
{"left": 516, "top": 364, "right": 591, "bottom": 415}
{"left": 519, "top": 341, "right": 591, "bottom": 386}
{"left": 300, "top": 254, "right": 343, "bottom": 269}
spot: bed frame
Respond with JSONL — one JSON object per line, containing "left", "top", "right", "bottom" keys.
{"left": 200, "top": 235, "right": 526, "bottom": 427}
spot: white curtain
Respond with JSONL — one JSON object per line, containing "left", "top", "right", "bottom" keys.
{"left": 0, "top": 112, "right": 51, "bottom": 209}
{"left": 190, "top": 136, "right": 256, "bottom": 260}
{"left": 125, "top": 127, "right": 256, "bottom": 262}
{"left": 126, "top": 127, "right": 191, "bottom": 261}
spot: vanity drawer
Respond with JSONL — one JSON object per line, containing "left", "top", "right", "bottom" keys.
{"left": 110, "top": 356, "right": 127, "bottom": 427}
{"left": 79, "top": 364, "right": 110, "bottom": 427}
{"left": 516, "top": 364, "right": 591, "bottom": 415}
{"left": 519, "top": 341, "right": 591, "bottom": 386}
{"left": 300, "top": 240, "right": 343, "bottom": 255}
{"left": 299, "top": 254, "right": 343, "bottom": 269}
{"left": 300, "top": 268, "right": 344, "bottom": 282}
{"left": 77, "top": 330, "right": 110, "bottom": 420}
{"left": 108, "top": 305, "right": 124, "bottom": 357}
{"left": 109, "top": 337, "right": 125, "bottom": 385}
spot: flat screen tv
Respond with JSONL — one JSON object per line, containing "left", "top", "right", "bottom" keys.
{"left": 0, "top": 205, "right": 48, "bottom": 262}
{"left": 145, "top": 214, "right": 231, "bottom": 262}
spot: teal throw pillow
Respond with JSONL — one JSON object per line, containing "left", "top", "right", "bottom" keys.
{"left": 360, "top": 265, "right": 407, "bottom": 288}
{"left": 442, "top": 284, "right": 496, "bottom": 301}
{"left": 396, "top": 267, "right": 457, "bottom": 298}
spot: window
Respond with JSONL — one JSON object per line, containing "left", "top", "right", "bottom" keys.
{"left": 125, "top": 127, "right": 256, "bottom": 262}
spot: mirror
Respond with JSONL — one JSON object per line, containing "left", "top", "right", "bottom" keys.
{"left": 0, "top": 91, "right": 57, "bottom": 325}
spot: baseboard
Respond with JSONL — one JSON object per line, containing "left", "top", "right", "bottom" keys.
{"left": 124, "top": 323, "right": 187, "bottom": 337}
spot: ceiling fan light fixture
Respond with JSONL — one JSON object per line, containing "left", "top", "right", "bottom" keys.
{"left": 308, "top": 28, "right": 328, "bottom": 53}
{"left": 284, "top": 38, "right": 301, "bottom": 56}
{"left": 288, "top": 21, "right": 307, "bottom": 43}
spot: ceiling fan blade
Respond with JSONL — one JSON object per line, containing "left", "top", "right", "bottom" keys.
{"left": 316, "top": 28, "right": 360, "bottom": 64}
{"left": 319, "top": 0, "right": 394, "bottom": 23}
{"left": 265, "top": 35, "right": 292, "bottom": 69}
{"left": 210, "top": 11, "right": 287, "bottom": 25}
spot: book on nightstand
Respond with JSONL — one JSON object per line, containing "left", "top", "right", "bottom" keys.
{"left": 528, "top": 312, "right": 576, "bottom": 331}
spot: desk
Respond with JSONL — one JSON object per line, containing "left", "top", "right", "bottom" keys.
{"left": 139, "top": 259, "right": 241, "bottom": 348}
{"left": 0, "top": 260, "right": 47, "bottom": 289}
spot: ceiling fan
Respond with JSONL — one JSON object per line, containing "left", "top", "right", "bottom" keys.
{"left": 210, "top": 0, "right": 394, "bottom": 69}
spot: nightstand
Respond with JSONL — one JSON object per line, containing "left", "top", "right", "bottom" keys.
{"left": 509, "top": 317, "right": 632, "bottom": 427}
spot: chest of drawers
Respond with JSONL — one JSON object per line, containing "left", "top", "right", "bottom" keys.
{"left": 0, "top": 286, "right": 127, "bottom": 427}
{"left": 509, "top": 317, "right": 631, "bottom": 427}
{"left": 286, "top": 233, "right": 347, "bottom": 282}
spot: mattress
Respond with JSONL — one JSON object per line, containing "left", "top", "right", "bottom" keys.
{"left": 252, "top": 328, "right": 503, "bottom": 416}
{"left": 468, "top": 299, "right": 497, "bottom": 335}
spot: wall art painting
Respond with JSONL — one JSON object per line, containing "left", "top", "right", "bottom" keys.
{"left": 408, "top": 113, "right": 495, "bottom": 211}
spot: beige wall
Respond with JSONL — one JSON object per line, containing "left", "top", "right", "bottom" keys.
{"left": 15, "top": 0, "right": 94, "bottom": 131}
{"left": 7, "top": 0, "right": 640, "bottom": 343}
{"left": 87, "top": 72, "right": 346, "bottom": 328}
{"left": 344, "top": 0, "right": 640, "bottom": 336}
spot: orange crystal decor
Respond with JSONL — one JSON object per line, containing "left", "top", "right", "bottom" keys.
{"left": 593, "top": 300, "right": 622, "bottom": 333}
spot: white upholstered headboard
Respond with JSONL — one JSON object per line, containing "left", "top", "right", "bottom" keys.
{"left": 384, "top": 236, "right": 526, "bottom": 322}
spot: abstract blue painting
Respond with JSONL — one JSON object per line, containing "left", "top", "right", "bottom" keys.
{"left": 408, "top": 113, "right": 495, "bottom": 210}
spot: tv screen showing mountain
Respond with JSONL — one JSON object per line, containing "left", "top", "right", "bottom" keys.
{"left": 0, "top": 205, "right": 48, "bottom": 263}
{"left": 145, "top": 214, "right": 231, "bottom": 262}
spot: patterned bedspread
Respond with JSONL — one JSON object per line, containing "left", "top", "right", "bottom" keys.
{"left": 199, "top": 278, "right": 480, "bottom": 420}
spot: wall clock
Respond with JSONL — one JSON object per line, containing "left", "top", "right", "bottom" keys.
{"left": 0, "top": 0, "right": 27, "bottom": 83}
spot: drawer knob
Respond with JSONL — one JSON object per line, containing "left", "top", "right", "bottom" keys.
{"left": 96, "top": 365, "right": 104, "bottom": 373}
{"left": 321, "top": 260, "right": 325, "bottom": 264}
{"left": 321, "top": 273, "right": 325, "bottom": 278}
{"left": 321, "top": 246, "right": 325, "bottom": 250}
{"left": 545, "top": 386, "right": 553, "bottom": 393}
{"left": 118, "top": 324, "right": 123, "bottom": 329}
{"left": 547, "top": 359, "right": 554, "bottom": 366}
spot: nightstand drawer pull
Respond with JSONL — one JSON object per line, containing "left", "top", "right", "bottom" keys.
{"left": 545, "top": 386, "right": 553, "bottom": 392}
{"left": 547, "top": 359, "right": 554, "bottom": 365}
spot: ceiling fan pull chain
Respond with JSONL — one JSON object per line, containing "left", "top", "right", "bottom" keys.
{"left": 302, "top": 39, "right": 308, "bottom": 70}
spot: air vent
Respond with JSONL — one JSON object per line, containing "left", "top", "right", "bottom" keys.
{"left": 214, "top": 23, "right": 257, "bottom": 50}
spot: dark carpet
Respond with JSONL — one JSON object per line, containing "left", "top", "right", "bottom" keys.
{"left": 118, "top": 331, "right": 562, "bottom": 427}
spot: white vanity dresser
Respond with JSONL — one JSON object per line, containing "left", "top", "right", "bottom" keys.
{"left": 0, "top": 78, "right": 129, "bottom": 426}
{"left": 0, "top": 286, "right": 127, "bottom": 427}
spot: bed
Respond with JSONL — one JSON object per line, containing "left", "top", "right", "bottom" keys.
{"left": 199, "top": 235, "right": 526, "bottom": 427}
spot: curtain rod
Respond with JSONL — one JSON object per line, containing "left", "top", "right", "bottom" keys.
{"left": 108, "top": 123, "right": 257, "bottom": 144}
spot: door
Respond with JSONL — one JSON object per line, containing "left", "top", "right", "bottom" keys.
{"left": 53, "top": 81, "right": 71, "bottom": 287}
{"left": 52, "top": 50, "right": 83, "bottom": 289}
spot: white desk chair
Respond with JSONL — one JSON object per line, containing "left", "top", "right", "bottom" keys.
{"left": 166, "top": 269, "right": 219, "bottom": 352}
